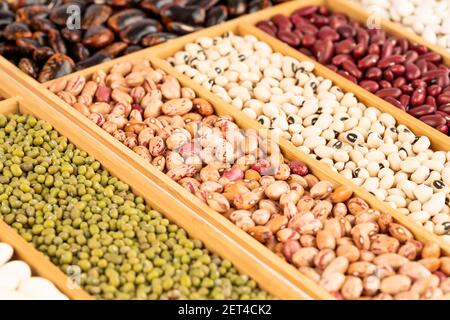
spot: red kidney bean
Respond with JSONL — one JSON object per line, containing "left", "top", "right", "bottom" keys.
{"left": 335, "top": 39, "right": 355, "bottom": 55}
{"left": 400, "top": 94, "right": 410, "bottom": 108}
{"left": 326, "top": 64, "right": 338, "bottom": 72}
{"left": 408, "top": 104, "right": 436, "bottom": 117}
{"left": 352, "top": 43, "right": 366, "bottom": 59}
{"left": 337, "top": 25, "right": 356, "bottom": 38}
{"left": 368, "top": 43, "right": 380, "bottom": 55}
{"left": 302, "top": 34, "right": 316, "bottom": 47}
{"left": 302, "top": 23, "right": 319, "bottom": 36}
{"left": 360, "top": 80, "right": 379, "bottom": 93}
{"left": 317, "top": 39, "right": 333, "bottom": 64}
{"left": 393, "top": 77, "right": 406, "bottom": 88}
{"left": 426, "top": 96, "right": 437, "bottom": 107}
{"left": 437, "top": 94, "right": 450, "bottom": 105}
{"left": 365, "top": 67, "right": 382, "bottom": 80}
{"left": 376, "top": 87, "right": 402, "bottom": 99}
{"left": 358, "top": 54, "right": 379, "bottom": 69}
{"left": 439, "top": 104, "right": 450, "bottom": 113}
{"left": 332, "top": 54, "right": 352, "bottom": 66}
{"left": 272, "top": 14, "right": 293, "bottom": 31}
{"left": 426, "top": 61, "right": 438, "bottom": 71}
{"left": 389, "top": 64, "right": 406, "bottom": 76}
{"left": 342, "top": 60, "right": 362, "bottom": 78}
{"left": 413, "top": 44, "right": 429, "bottom": 54}
{"left": 293, "top": 6, "right": 319, "bottom": 17}
{"left": 411, "top": 87, "right": 427, "bottom": 107}
{"left": 379, "top": 80, "right": 392, "bottom": 89}
{"left": 436, "top": 125, "right": 449, "bottom": 134}
{"left": 381, "top": 39, "right": 395, "bottom": 58}
{"left": 419, "top": 52, "right": 441, "bottom": 63}
{"left": 401, "top": 85, "right": 414, "bottom": 95}
{"left": 278, "top": 31, "right": 301, "bottom": 47}
{"left": 404, "top": 51, "right": 419, "bottom": 64}
{"left": 412, "top": 79, "right": 427, "bottom": 88}
{"left": 338, "top": 70, "right": 357, "bottom": 83}
{"left": 385, "top": 96, "right": 404, "bottom": 110}
{"left": 427, "top": 84, "right": 442, "bottom": 97}
{"left": 378, "top": 55, "right": 405, "bottom": 69}
{"left": 420, "top": 114, "right": 446, "bottom": 127}
{"left": 398, "top": 38, "right": 409, "bottom": 53}
{"left": 422, "top": 69, "right": 449, "bottom": 82}
{"left": 416, "top": 59, "right": 428, "bottom": 74}
{"left": 256, "top": 21, "right": 277, "bottom": 37}
{"left": 383, "top": 69, "right": 394, "bottom": 82}
{"left": 318, "top": 26, "right": 339, "bottom": 41}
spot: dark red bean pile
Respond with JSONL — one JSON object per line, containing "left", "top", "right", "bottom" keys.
{"left": 0, "top": 0, "right": 289, "bottom": 83}
{"left": 256, "top": 5, "right": 450, "bottom": 136}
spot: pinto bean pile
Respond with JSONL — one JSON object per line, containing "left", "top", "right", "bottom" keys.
{"left": 0, "top": 0, "right": 288, "bottom": 82}
{"left": 166, "top": 33, "right": 450, "bottom": 242}
{"left": 256, "top": 5, "right": 450, "bottom": 136}
{"left": 51, "top": 60, "right": 450, "bottom": 299}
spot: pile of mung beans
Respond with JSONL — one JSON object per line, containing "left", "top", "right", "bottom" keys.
{"left": 51, "top": 59, "right": 450, "bottom": 299}
{"left": 164, "top": 33, "right": 450, "bottom": 242}
{"left": 0, "top": 113, "right": 270, "bottom": 300}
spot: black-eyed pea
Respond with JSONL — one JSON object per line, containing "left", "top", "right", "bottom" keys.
{"left": 348, "top": 261, "right": 377, "bottom": 278}
{"left": 314, "top": 249, "right": 336, "bottom": 270}
{"left": 341, "top": 276, "right": 364, "bottom": 300}
{"left": 316, "top": 230, "right": 336, "bottom": 250}
{"left": 418, "top": 258, "right": 441, "bottom": 272}
{"left": 320, "top": 272, "right": 346, "bottom": 293}
{"left": 292, "top": 247, "right": 319, "bottom": 268}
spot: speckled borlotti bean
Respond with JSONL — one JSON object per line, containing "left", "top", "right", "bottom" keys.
{"left": 53, "top": 59, "right": 450, "bottom": 300}
{"left": 166, "top": 33, "right": 450, "bottom": 242}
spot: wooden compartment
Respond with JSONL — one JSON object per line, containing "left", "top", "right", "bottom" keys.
{"left": 4, "top": 26, "right": 448, "bottom": 300}
{"left": 239, "top": 0, "right": 450, "bottom": 150}
{"left": 0, "top": 75, "right": 311, "bottom": 300}
{"left": 0, "top": 97, "right": 91, "bottom": 300}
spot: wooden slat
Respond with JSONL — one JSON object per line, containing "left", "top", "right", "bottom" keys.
{"left": 0, "top": 70, "right": 313, "bottom": 300}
